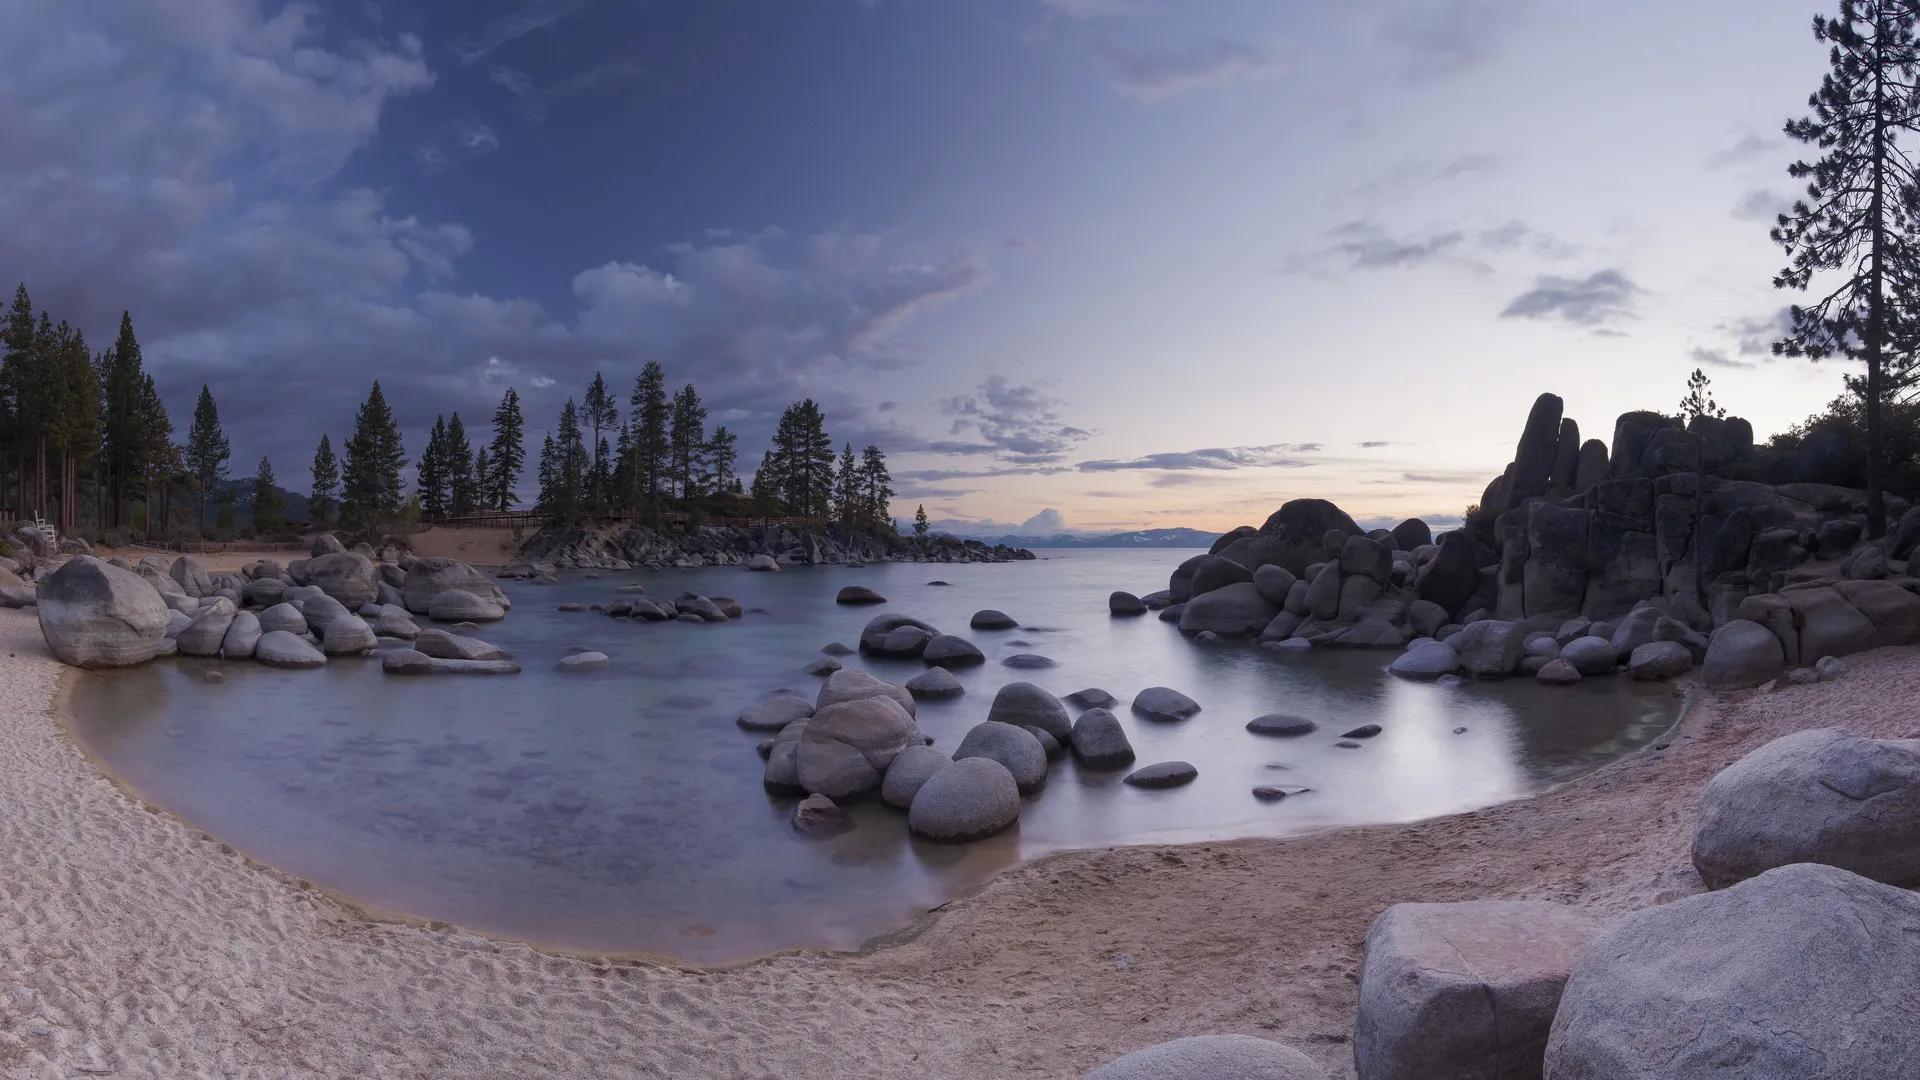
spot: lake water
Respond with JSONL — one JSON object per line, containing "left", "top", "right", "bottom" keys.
{"left": 68, "top": 549, "right": 1681, "bottom": 962}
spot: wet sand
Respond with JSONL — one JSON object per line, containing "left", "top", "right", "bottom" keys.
{"left": 1, "top": 604, "right": 1911, "bottom": 1078}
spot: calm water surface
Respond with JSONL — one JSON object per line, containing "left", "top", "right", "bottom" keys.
{"left": 69, "top": 549, "right": 1681, "bottom": 961}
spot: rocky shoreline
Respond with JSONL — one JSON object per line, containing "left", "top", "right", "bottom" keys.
{"left": 518, "top": 520, "right": 1034, "bottom": 570}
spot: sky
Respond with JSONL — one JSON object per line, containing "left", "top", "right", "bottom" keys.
{"left": 0, "top": 0, "right": 1861, "bottom": 535}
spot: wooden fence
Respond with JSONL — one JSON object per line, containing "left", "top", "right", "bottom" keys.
{"left": 424, "top": 510, "right": 823, "bottom": 531}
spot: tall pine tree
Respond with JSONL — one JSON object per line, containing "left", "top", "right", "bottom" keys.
{"left": 251, "top": 456, "right": 285, "bottom": 534}
{"left": 445, "top": 413, "right": 476, "bottom": 515}
{"left": 630, "top": 362, "right": 670, "bottom": 511}
{"left": 582, "top": 371, "right": 617, "bottom": 511}
{"left": 705, "top": 426, "right": 737, "bottom": 495}
{"left": 860, "top": 444, "right": 893, "bottom": 531}
{"left": 341, "top": 381, "right": 406, "bottom": 531}
{"left": 833, "top": 442, "right": 860, "bottom": 526}
{"left": 417, "top": 414, "right": 449, "bottom": 517}
{"left": 487, "top": 387, "right": 525, "bottom": 510}
{"left": 184, "top": 385, "right": 230, "bottom": 528}
{"left": 668, "top": 383, "right": 707, "bottom": 501}
{"left": 310, "top": 434, "right": 339, "bottom": 525}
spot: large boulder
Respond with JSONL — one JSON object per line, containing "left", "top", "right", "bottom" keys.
{"left": 173, "top": 598, "right": 237, "bottom": 657}
{"left": 987, "top": 682, "right": 1070, "bottom": 740}
{"left": 168, "top": 556, "right": 214, "bottom": 598}
{"left": 954, "top": 720, "right": 1049, "bottom": 795}
{"left": 737, "top": 694, "right": 815, "bottom": 733}
{"left": 1627, "top": 640, "right": 1692, "bottom": 681}
{"left": 1416, "top": 531, "right": 1481, "bottom": 615}
{"left": 1692, "top": 728, "right": 1920, "bottom": 889}
{"left": 1252, "top": 564, "right": 1297, "bottom": 606}
{"left": 1356, "top": 900, "right": 1606, "bottom": 1080}
{"left": 1388, "top": 639, "right": 1458, "bottom": 680}
{"left": 220, "top": 611, "right": 262, "bottom": 659}
{"left": 1507, "top": 392, "right": 1565, "bottom": 505}
{"left": 1544, "top": 863, "right": 1920, "bottom": 1079}
{"left": 836, "top": 585, "right": 886, "bottom": 605}
{"left": 427, "top": 589, "right": 506, "bottom": 623}
{"left": 970, "top": 608, "right": 1018, "bottom": 630}
{"left": 257, "top": 602, "right": 307, "bottom": 635}
{"left": 816, "top": 668, "right": 916, "bottom": 715}
{"left": 922, "top": 634, "right": 986, "bottom": 668}
{"left": 1783, "top": 586, "right": 1878, "bottom": 660}
{"left": 795, "top": 696, "right": 921, "bottom": 798}
{"left": 1188, "top": 555, "right": 1252, "bottom": 597}
{"left": 858, "top": 613, "right": 940, "bottom": 654}
{"left": 1832, "top": 579, "right": 1920, "bottom": 646}
{"left": 414, "top": 628, "right": 509, "bottom": 661}
{"left": 36, "top": 556, "right": 170, "bottom": 668}
{"left": 401, "top": 558, "right": 509, "bottom": 615}
{"left": 1890, "top": 504, "right": 1920, "bottom": 560}
{"left": 1086, "top": 1036, "right": 1327, "bottom": 1080}
{"left": 1132, "top": 686, "right": 1200, "bottom": 722}
{"left": 1178, "top": 581, "right": 1278, "bottom": 637}
{"left": 1108, "top": 590, "right": 1147, "bottom": 616}
{"left": 305, "top": 551, "right": 379, "bottom": 608}
{"left": 255, "top": 630, "right": 326, "bottom": 669}
{"left": 908, "top": 756, "right": 1020, "bottom": 842}
{"left": 1390, "top": 518, "right": 1433, "bottom": 551}
{"left": 1452, "top": 620, "right": 1523, "bottom": 678}
{"left": 1559, "top": 635, "right": 1616, "bottom": 675}
{"left": 0, "top": 565, "right": 33, "bottom": 608}
{"left": 1698, "top": 619, "right": 1785, "bottom": 690}
{"left": 320, "top": 615, "right": 377, "bottom": 655}
{"left": 1255, "top": 499, "right": 1363, "bottom": 576}
{"left": 905, "top": 667, "right": 964, "bottom": 699}
{"left": 1068, "top": 708, "right": 1135, "bottom": 770}
{"left": 881, "top": 744, "right": 952, "bottom": 809}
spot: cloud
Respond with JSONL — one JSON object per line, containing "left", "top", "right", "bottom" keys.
{"left": 489, "top": 59, "right": 643, "bottom": 123}
{"left": 1476, "top": 221, "right": 1580, "bottom": 259}
{"left": 1498, "top": 269, "right": 1643, "bottom": 328}
{"left": 1380, "top": 0, "right": 1530, "bottom": 77}
{"left": 1092, "top": 38, "right": 1268, "bottom": 98}
{"left": 1041, "top": 0, "right": 1144, "bottom": 17}
{"left": 1707, "top": 132, "right": 1778, "bottom": 169}
{"left": 1293, "top": 219, "right": 1575, "bottom": 274}
{"left": 488, "top": 64, "right": 545, "bottom": 122}
{"left": 452, "top": 0, "right": 594, "bottom": 64}
{"left": 416, "top": 116, "right": 501, "bottom": 170}
{"left": 1731, "top": 188, "right": 1788, "bottom": 222}
{"left": 937, "top": 376, "right": 1092, "bottom": 464}
{"left": 1077, "top": 443, "right": 1321, "bottom": 472}
{"left": 1398, "top": 470, "right": 1492, "bottom": 484}
{"left": 551, "top": 61, "right": 644, "bottom": 96}
{"left": 1688, "top": 345, "right": 1754, "bottom": 371}
{"left": 1718, "top": 308, "right": 1794, "bottom": 356}
{"left": 1353, "top": 153, "right": 1502, "bottom": 197}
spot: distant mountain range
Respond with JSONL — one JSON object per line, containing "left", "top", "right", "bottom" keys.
{"left": 944, "top": 527, "right": 1218, "bottom": 549}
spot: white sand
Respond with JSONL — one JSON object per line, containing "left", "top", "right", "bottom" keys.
{"left": 1, "top": 604, "right": 1914, "bottom": 1078}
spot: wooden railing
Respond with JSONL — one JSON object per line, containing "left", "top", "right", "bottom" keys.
{"left": 425, "top": 510, "right": 823, "bottom": 531}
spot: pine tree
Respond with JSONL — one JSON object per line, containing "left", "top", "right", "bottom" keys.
{"left": 668, "top": 383, "right": 707, "bottom": 501}
{"left": 630, "top": 362, "right": 670, "bottom": 510}
{"left": 252, "top": 456, "right": 285, "bottom": 534}
{"left": 341, "top": 381, "right": 407, "bottom": 531}
{"left": 445, "top": 413, "right": 476, "bottom": 515}
{"left": 310, "top": 434, "right": 339, "bottom": 524}
{"left": 471, "top": 445, "right": 489, "bottom": 513}
{"left": 1773, "top": 0, "right": 1920, "bottom": 536}
{"left": 860, "top": 444, "right": 893, "bottom": 531}
{"left": 705, "top": 426, "right": 737, "bottom": 494}
{"left": 611, "top": 420, "right": 635, "bottom": 509}
{"left": 582, "top": 371, "right": 617, "bottom": 511}
{"left": 101, "top": 312, "right": 152, "bottom": 528}
{"left": 48, "top": 326, "right": 100, "bottom": 533}
{"left": 487, "top": 387, "right": 525, "bottom": 511}
{"left": 0, "top": 285, "right": 41, "bottom": 521}
{"left": 535, "top": 432, "right": 558, "bottom": 517}
{"left": 184, "top": 385, "right": 231, "bottom": 529}
{"left": 750, "top": 449, "right": 778, "bottom": 505}
{"left": 417, "top": 414, "right": 448, "bottom": 517}
{"left": 543, "top": 399, "right": 589, "bottom": 523}
{"left": 769, "top": 399, "right": 835, "bottom": 518}
{"left": 914, "top": 503, "right": 930, "bottom": 536}
{"left": 833, "top": 442, "right": 861, "bottom": 525}
{"left": 137, "top": 375, "right": 172, "bottom": 537}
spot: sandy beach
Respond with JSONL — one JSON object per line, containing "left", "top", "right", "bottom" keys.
{"left": 1, "top": 604, "right": 1912, "bottom": 1078}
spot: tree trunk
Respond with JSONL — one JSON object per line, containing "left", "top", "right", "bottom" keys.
{"left": 1867, "top": 9, "right": 1890, "bottom": 539}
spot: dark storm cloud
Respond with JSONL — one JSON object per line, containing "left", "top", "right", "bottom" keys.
{"left": 1091, "top": 37, "right": 1268, "bottom": 98}
{"left": 1498, "top": 269, "right": 1642, "bottom": 328}
{"left": 1077, "top": 443, "right": 1321, "bottom": 472}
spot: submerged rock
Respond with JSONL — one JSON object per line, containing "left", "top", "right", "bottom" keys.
{"left": 1246, "top": 714, "right": 1317, "bottom": 737}
{"left": 737, "top": 694, "right": 816, "bottom": 732}
{"left": 1124, "top": 760, "right": 1198, "bottom": 789}
{"left": 1131, "top": 686, "right": 1200, "bottom": 722}
{"left": 255, "top": 630, "right": 326, "bottom": 669}
{"left": 904, "top": 667, "right": 964, "bottom": 699}
{"left": 1108, "top": 591, "right": 1147, "bottom": 616}
{"left": 970, "top": 608, "right": 1017, "bottom": 630}
{"left": 1064, "top": 687, "right": 1117, "bottom": 710}
{"left": 835, "top": 585, "right": 886, "bottom": 605}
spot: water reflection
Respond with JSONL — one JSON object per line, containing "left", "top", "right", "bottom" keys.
{"left": 69, "top": 549, "right": 1679, "bottom": 961}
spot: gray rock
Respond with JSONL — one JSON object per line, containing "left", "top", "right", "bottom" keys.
{"left": 1784, "top": 586, "right": 1878, "bottom": 660}
{"left": 1406, "top": 599, "right": 1447, "bottom": 638}
{"left": 1002, "top": 653, "right": 1056, "bottom": 669}
{"left": 1246, "top": 714, "right": 1316, "bottom": 736}
{"left": 1536, "top": 658, "right": 1581, "bottom": 685}
{"left": 908, "top": 756, "right": 1020, "bottom": 842}
{"left": 835, "top": 585, "right": 887, "bottom": 605}
{"left": 402, "top": 558, "right": 509, "bottom": 616}
{"left": 955, "top": 720, "right": 1049, "bottom": 795}
{"left": 922, "top": 634, "right": 986, "bottom": 668}
{"left": 791, "top": 793, "right": 845, "bottom": 835}
{"left": 737, "top": 694, "right": 815, "bottom": 732}
{"left": 257, "top": 602, "right": 307, "bottom": 635}
{"left": 816, "top": 668, "right": 916, "bottom": 715}
{"left": 1249, "top": 565, "right": 1297, "bottom": 608}
{"left": 1109, "top": 590, "right": 1147, "bottom": 616}
{"left": 1544, "top": 863, "right": 1920, "bottom": 1080}
{"left": 905, "top": 667, "right": 964, "bottom": 699}
{"left": 220, "top": 611, "right": 261, "bottom": 659}
{"left": 1065, "top": 687, "right": 1118, "bottom": 710}
{"left": 168, "top": 555, "right": 213, "bottom": 598}
{"left": 859, "top": 614, "right": 940, "bottom": 654}
{"left": 1388, "top": 640, "right": 1458, "bottom": 681}
{"left": 745, "top": 553, "right": 780, "bottom": 572}
{"left": 1816, "top": 518, "right": 1863, "bottom": 560}
{"left": 309, "top": 533, "right": 345, "bottom": 556}
{"left": 414, "top": 628, "right": 510, "bottom": 661}
{"left": 255, "top": 630, "right": 326, "bottom": 669}
{"left": 320, "top": 615, "right": 376, "bottom": 655}
{"left": 174, "top": 598, "right": 237, "bottom": 657}
{"left": 1833, "top": 579, "right": 1920, "bottom": 645}
{"left": 1608, "top": 603, "right": 1661, "bottom": 658}
{"left": 1558, "top": 635, "right": 1617, "bottom": 676}
{"left": 1816, "top": 654, "right": 1848, "bottom": 679}
{"left": 1086, "top": 1035, "right": 1326, "bottom": 1080}
{"left": 1699, "top": 618, "right": 1784, "bottom": 690}
{"left": 1841, "top": 543, "right": 1890, "bottom": 580}
{"left": 797, "top": 696, "right": 922, "bottom": 798}
{"left": 1356, "top": 900, "right": 1606, "bottom": 1080}
{"left": 1342, "top": 724, "right": 1383, "bottom": 739}
{"left": 803, "top": 656, "right": 842, "bottom": 677}
{"left": 822, "top": 641, "right": 855, "bottom": 656}
{"left": 881, "top": 744, "right": 952, "bottom": 809}
{"left": 1189, "top": 555, "right": 1253, "bottom": 598}
{"left": 987, "top": 682, "right": 1071, "bottom": 739}
{"left": 1132, "top": 685, "right": 1200, "bottom": 722}
{"left": 1452, "top": 620, "right": 1523, "bottom": 678}
{"left": 1179, "top": 581, "right": 1279, "bottom": 637}
{"left": 1069, "top": 708, "right": 1135, "bottom": 769}
{"left": 1693, "top": 728, "right": 1920, "bottom": 888}
{"left": 305, "top": 551, "right": 379, "bottom": 608}
{"left": 428, "top": 589, "right": 506, "bottom": 623}
{"left": 555, "top": 651, "right": 609, "bottom": 672}
{"left": 35, "top": 556, "right": 171, "bottom": 668}
{"left": 878, "top": 625, "right": 933, "bottom": 656}
{"left": 1024, "top": 725, "right": 1064, "bottom": 758}
{"left": 675, "top": 594, "right": 728, "bottom": 621}
{"left": 1124, "top": 760, "right": 1197, "bottom": 788}
{"left": 1627, "top": 640, "right": 1692, "bottom": 681}
{"left": 373, "top": 610, "right": 420, "bottom": 640}
{"left": 970, "top": 608, "right": 1018, "bottom": 630}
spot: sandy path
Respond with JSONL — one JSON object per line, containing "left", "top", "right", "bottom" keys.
{"left": 1, "top": 606, "right": 1913, "bottom": 1079}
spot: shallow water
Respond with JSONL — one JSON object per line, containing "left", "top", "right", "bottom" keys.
{"left": 69, "top": 549, "right": 1680, "bottom": 962}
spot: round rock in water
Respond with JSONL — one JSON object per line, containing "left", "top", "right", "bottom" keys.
{"left": 1023, "top": 725, "right": 1064, "bottom": 758}
{"left": 802, "top": 656, "right": 841, "bottom": 677}
{"left": 555, "top": 651, "right": 609, "bottom": 672}
{"left": 987, "top": 682, "right": 1071, "bottom": 740}
{"left": 859, "top": 614, "right": 939, "bottom": 654}
{"left": 1536, "top": 657, "right": 1582, "bottom": 685}
{"left": 1002, "top": 653, "right": 1056, "bottom": 669}
{"left": 428, "top": 589, "right": 506, "bottom": 623}
{"left": 881, "top": 744, "right": 952, "bottom": 809}
{"left": 1253, "top": 786, "right": 1311, "bottom": 801}
{"left": 970, "top": 609, "right": 1017, "bottom": 630}
{"left": 821, "top": 641, "right": 855, "bottom": 656}
{"left": 1247, "top": 714, "right": 1317, "bottom": 737}
{"left": 1389, "top": 640, "right": 1458, "bottom": 681}
{"left": 834, "top": 585, "right": 886, "bottom": 605}
{"left": 797, "top": 697, "right": 921, "bottom": 799}
{"left": 1131, "top": 686, "right": 1200, "bottom": 722}
{"left": 908, "top": 757, "right": 1020, "bottom": 842}
{"left": 921, "top": 634, "right": 985, "bottom": 668}
{"left": 1064, "top": 687, "right": 1118, "bottom": 710}
{"left": 904, "top": 667, "right": 964, "bottom": 699}
{"left": 791, "top": 793, "right": 846, "bottom": 836}
{"left": 1068, "top": 708, "right": 1135, "bottom": 770}
{"left": 816, "top": 668, "right": 916, "bottom": 715}
{"left": 255, "top": 630, "right": 326, "bottom": 670}
{"left": 1108, "top": 591, "right": 1147, "bottom": 616}
{"left": 1342, "top": 723, "right": 1383, "bottom": 739}
{"left": 1559, "top": 635, "right": 1617, "bottom": 675}
{"left": 954, "top": 720, "right": 1049, "bottom": 795}
{"left": 1087, "top": 1035, "right": 1326, "bottom": 1080}
{"left": 737, "top": 694, "right": 815, "bottom": 732}
{"left": 1124, "top": 761, "right": 1198, "bottom": 789}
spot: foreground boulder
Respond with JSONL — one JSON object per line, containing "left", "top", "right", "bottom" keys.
{"left": 220, "top": 611, "right": 262, "bottom": 659}
{"left": 921, "top": 634, "right": 986, "bottom": 668}
{"left": 1179, "top": 581, "right": 1278, "bottom": 637}
{"left": 859, "top": 613, "right": 939, "bottom": 654}
{"left": 796, "top": 696, "right": 921, "bottom": 798}
{"left": 255, "top": 630, "right": 326, "bottom": 669}
{"left": 428, "top": 589, "right": 506, "bottom": 623}
{"left": 1087, "top": 1035, "right": 1327, "bottom": 1080}
{"left": 402, "top": 558, "right": 509, "bottom": 615}
{"left": 1356, "top": 900, "right": 1605, "bottom": 1080}
{"left": 305, "top": 551, "right": 379, "bottom": 608}
{"left": 174, "top": 598, "right": 237, "bottom": 657}
{"left": 1544, "top": 863, "right": 1920, "bottom": 1079}
{"left": 1388, "top": 639, "right": 1457, "bottom": 680}
{"left": 1132, "top": 686, "right": 1200, "bottom": 722}
{"left": 1692, "top": 728, "right": 1920, "bottom": 889}
{"left": 736, "top": 694, "right": 815, "bottom": 733}
{"left": 1068, "top": 708, "right": 1135, "bottom": 769}
{"left": 37, "top": 556, "right": 170, "bottom": 668}
{"left": 955, "top": 720, "right": 1048, "bottom": 795}
{"left": 908, "top": 756, "right": 1020, "bottom": 842}
{"left": 986, "top": 682, "right": 1071, "bottom": 740}
{"left": 881, "top": 744, "right": 952, "bottom": 809}
{"left": 1108, "top": 590, "right": 1147, "bottom": 616}
{"left": 816, "top": 668, "right": 916, "bottom": 714}
{"left": 904, "top": 667, "right": 964, "bottom": 699}
{"left": 1698, "top": 618, "right": 1784, "bottom": 690}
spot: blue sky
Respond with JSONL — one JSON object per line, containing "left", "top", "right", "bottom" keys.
{"left": 0, "top": 0, "right": 1855, "bottom": 533}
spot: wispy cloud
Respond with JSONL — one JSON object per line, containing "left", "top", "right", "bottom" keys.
{"left": 416, "top": 116, "right": 501, "bottom": 171}
{"left": 1706, "top": 131, "right": 1779, "bottom": 169}
{"left": 1078, "top": 443, "right": 1321, "bottom": 472}
{"left": 1717, "top": 308, "right": 1793, "bottom": 357}
{"left": 1688, "top": 345, "right": 1754, "bottom": 371}
{"left": 1498, "top": 269, "right": 1642, "bottom": 329}
{"left": 453, "top": 0, "right": 596, "bottom": 64}
{"left": 937, "top": 377, "right": 1092, "bottom": 464}
{"left": 1353, "top": 153, "right": 1502, "bottom": 197}
{"left": 1092, "top": 38, "right": 1268, "bottom": 99}
{"left": 1731, "top": 188, "right": 1788, "bottom": 222}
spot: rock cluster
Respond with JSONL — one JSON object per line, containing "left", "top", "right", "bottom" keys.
{"left": 518, "top": 519, "right": 1033, "bottom": 570}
